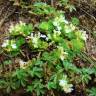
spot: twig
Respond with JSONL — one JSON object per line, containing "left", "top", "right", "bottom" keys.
{"left": 80, "top": 8, "right": 96, "bottom": 22}
{"left": 51, "top": 0, "right": 54, "bottom": 7}
{"left": 78, "top": 52, "right": 96, "bottom": 67}
{"left": 0, "top": 7, "right": 16, "bottom": 28}
{"left": 0, "top": 1, "right": 10, "bottom": 16}
{"left": 79, "top": 25, "right": 91, "bottom": 53}
{"left": 75, "top": 0, "right": 96, "bottom": 11}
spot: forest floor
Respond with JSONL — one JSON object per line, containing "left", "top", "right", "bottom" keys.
{"left": 0, "top": 0, "right": 96, "bottom": 96}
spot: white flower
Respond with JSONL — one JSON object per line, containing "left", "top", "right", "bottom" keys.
{"left": 11, "top": 44, "right": 17, "bottom": 49}
{"left": 60, "top": 51, "right": 68, "bottom": 61}
{"left": 19, "top": 59, "right": 27, "bottom": 69}
{"left": 58, "top": 46, "right": 68, "bottom": 61}
{"left": 54, "top": 15, "right": 63, "bottom": 23}
{"left": 54, "top": 15, "right": 68, "bottom": 24}
{"left": 53, "top": 33, "right": 57, "bottom": 39}
{"left": 19, "top": 21, "right": 26, "bottom": 26}
{"left": 9, "top": 21, "right": 25, "bottom": 33}
{"left": 53, "top": 15, "right": 65, "bottom": 26}
{"left": 2, "top": 43, "right": 7, "bottom": 47}
{"left": 47, "top": 34, "right": 51, "bottom": 39}
{"left": 55, "top": 17, "right": 59, "bottom": 22}
{"left": 81, "top": 30, "right": 88, "bottom": 41}
{"left": 30, "top": 32, "right": 40, "bottom": 48}
{"left": 53, "top": 21, "right": 59, "bottom": 27}
{"left": 30, "top": 33, "right": 34, "bottom": 38}
{"left": 63, "top": 84, "right": 73, "bottom": 93}
{"left": 59, "top": 15, "right": 65, "bottom": 23}
{"left": 59, "top": 79, "right": 73, "bottom": 93}
{"left": 64, "top": 20, "right": 69, "bottom": 24}
{"left": 2, "top": 40, "right": 9, "bottom": 47}
{"left": 64, "top": 25, "right": 72, "bottom": 33}
{"left": 32, "top": 37, "right": 38, "bottom": 48}
{"left": 59, "top": 80, "right": 67, "bottom": 87}
{"left": 53, "top": 30, "right": 61, "bottom": 40}
{"left": 57, "top": 26, "right": 62, "bottom": 31}
{"left": 70, "top": 24, "right": 75, "bottom": 31}
{"left": 53, "top": 30, "right": 61, "bottom": 35}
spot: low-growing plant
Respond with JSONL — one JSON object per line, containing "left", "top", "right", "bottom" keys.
{"left": 87, "top": 87, "right": 96, "bottom": 96}
{"left": 27, "top": 79, "right": 45, "bottom": 96}
{"left": 9, "top": 21, "right": 33, "bottom": 37}
{"left": 1, "top": 1, "right": 95, "bottom": 96}
{"left": 58, "top": 0, "right": 76, "bottom": 12}
{"left": 29, "top": 2, "right": 56, "bottom": 15}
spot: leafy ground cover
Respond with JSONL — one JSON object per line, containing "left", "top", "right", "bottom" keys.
{"left": 0, "top": 0, "right": 96, "bottom": 96}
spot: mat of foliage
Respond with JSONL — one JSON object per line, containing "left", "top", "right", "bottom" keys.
{"left": 0, "top": 0, "right": 96, "bottom": 96}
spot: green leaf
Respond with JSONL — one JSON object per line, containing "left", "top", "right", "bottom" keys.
{"left": 88, "top": 87, "right": 96, "bottom": 96}
{"left": 3, "top": 60, "right": 12, "bottom": 65}
{"left": 16, "top": 37, "right": 25, "bottom": 47}
{"left": 68, "top": 5, "right": 76, "bottom": 12}
{"left": 27, "top": 80, "right": 45, "bottom": 96}
{"left": 10, "top": 22, "right": 33, "bottom": 37}
{"left": 39, "top": 21, "right": 54, "bottom": 32}
{"left": 12, "top": 69, "right": 28, "bottom": 86}
{"left": 31, "top": 2, "right": 56, "bottom": 15}
{"left": 70, "top": 39, "right": 84, "bottom": 51}
{"left": 34, "top": 59, "right": 43, "bottom": 66}
{"left": 47, "top": 82, "right": 57, "bottom": 90}
{"left": 80, "top": 74, "right": 91, "bottom": 84}
{"left": 71, "top": 17, "right": 79, "bottom": 25}
{"left": 28, "top": 67, "right": 43, "bottom": 78}
{"left": 63, "top": 60, "right": 79, "bottom": 73}
{"left": 27, "top": 85, "right": 34, "bottom": 92}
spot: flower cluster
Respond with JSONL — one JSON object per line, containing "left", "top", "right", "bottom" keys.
{"left": 29, "top": 33, "right": 40, "bottom": 48}
{"left": 9, "top": 21, "right": 33, "bottom": 36}
{"left": 27, "top": 32, "right": 48, "bottom": 49}
{"left": 58, "top": 46, "right": 68, "bottom": 61}
{"left": 52, "top": 15, "right": 88, "bottom": 42}
{"left": 64, "top": 24, "right": 75, "bottom": 33}
{"left": 59, "top": 75, "right": 73, "bottom": 93}
{"left": 53, "top": 15, "right": 68, "bottom": 35}
{"left": 1, "top": 2, "right": 90, "bottom": 95}
{"left": 19, "top": 59, "right": 28, "bottom": 69}
{"left": 9, "top": 21, "right": 25, "bottom": 34}
{"left": 80, "top": 30, "right": 88, "bottom": 41}
{"left": 2, "top": 39, "right": 17, "bottom": 52}
{"left": 51, "top": 15, "right": 68, "bottom": 41}
{"left": 53, "top": 15, "right": 68, "bottom": 26}
{"left": 2, "top": 40, "right": 9, "bottom": 48}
